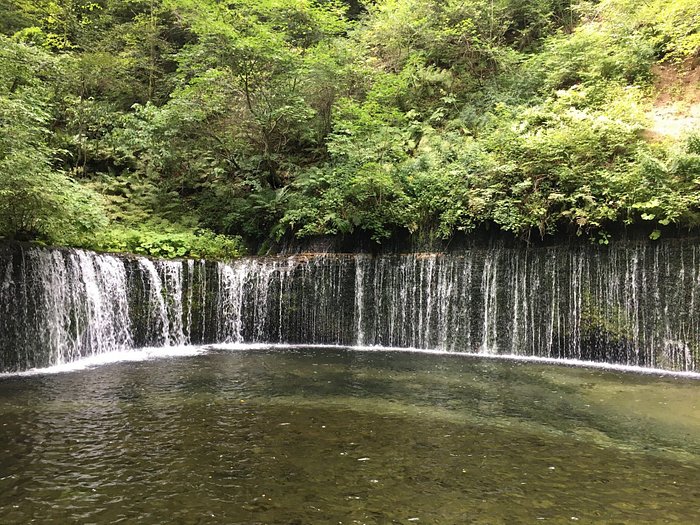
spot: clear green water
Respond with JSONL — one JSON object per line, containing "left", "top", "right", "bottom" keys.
{"left": 1, "top": 347, "right": 700, "bottom": 524}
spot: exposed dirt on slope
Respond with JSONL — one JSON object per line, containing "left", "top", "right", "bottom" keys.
{"left": 644, "top": 59, "right": 700, "bottom": 141}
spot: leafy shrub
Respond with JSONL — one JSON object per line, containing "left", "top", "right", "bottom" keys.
{"left": 87, "top": 227, "right": 246, "bottom": 260}
{"left": 637, "top": 0, "right": 700, "bottom": 61}
{"left": 0, "top": 38, "right": 107, "bottom": 243}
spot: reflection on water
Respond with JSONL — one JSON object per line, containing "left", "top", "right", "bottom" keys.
{"left": 1, "top": 347, "right": 699, "bottom": 523}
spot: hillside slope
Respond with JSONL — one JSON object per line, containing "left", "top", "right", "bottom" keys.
{"left": 0, "top": 0, "right": 699, "bottom": 255}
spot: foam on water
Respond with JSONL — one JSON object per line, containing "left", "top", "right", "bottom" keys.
{"left": 0, "top": 345, "right": 206, "bottom": 377}
{"left": 3, "top": 341, "right": 700, "bottom": 378}
{"left": 212, "top": 343, "right": 700, "bottom": 379}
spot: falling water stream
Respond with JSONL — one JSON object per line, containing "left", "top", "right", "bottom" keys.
{"left": 2, "top": 241, "right": 700, "bottom": 373}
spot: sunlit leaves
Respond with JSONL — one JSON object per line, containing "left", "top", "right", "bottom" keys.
{"left": 0, "top": 38, "right": 106, "bottom": 242}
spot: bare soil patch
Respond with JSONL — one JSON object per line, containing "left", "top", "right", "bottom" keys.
{"left": 644, "top": 59, "right": 700, "bottom": 141}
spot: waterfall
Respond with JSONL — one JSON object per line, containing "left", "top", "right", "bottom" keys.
{"left": 0, "top": 248, "right": 132, "bottom": 370}
{"left": 1, "top": 241, "right": 700, "bottom": 373}
{"left": 136, "top": 259, "right": 170, "bottom": 346}
{"left": 216, "top": 261, "right": 245, "bottom": 343}
{"left": 354, "top": 254, "right": 367, "bottom": 346}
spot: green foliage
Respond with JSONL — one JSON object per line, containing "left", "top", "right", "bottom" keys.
{"left": 0, "top": 155, "right": 107, "bottom": 243}
{"left": 520, "top": 22, "right": 654, "bottom": 94}
{"left": 1, "top": 0, "right": 700, "bottom": 252}
{"left": 637, "top": 0, "right": 700, "bottom": 61}
{"left": 283, "top": 163, "right": 410, "bottom": 242}
{"left": 629, "top": 133, "right": 700, "bottom": 235}
{"left": 89, "top": 226, "right": 245, "bottom": 260}
{"left": 0, "top": 37, "right": 106, "bottom": 243}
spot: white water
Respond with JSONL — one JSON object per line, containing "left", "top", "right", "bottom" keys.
{"left": 216, "top": 261, "right": 246, "bottom": 343}
{"left": 5, "top": 342, "right": 700, "bottom": 379}
{"left": 213, "top": 343, "right": 700, "bottom": 379}
{"left": 136, "top": 259, "right": 171, "bottom": 345}
{"left": 0, "top": 346, "right": 206, "bottom": 378}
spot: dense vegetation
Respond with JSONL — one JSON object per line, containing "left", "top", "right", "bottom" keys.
{"left": 1, "top": 0, "right": 699, "bottom": 256}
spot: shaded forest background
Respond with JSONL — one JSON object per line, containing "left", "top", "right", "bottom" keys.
{"left": 1, "top": 0, "right": 699, "bottom": 257}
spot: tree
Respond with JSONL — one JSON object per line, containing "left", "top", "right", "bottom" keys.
{"left": 0, "top": 37, "right": 106, "bottom": 242}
